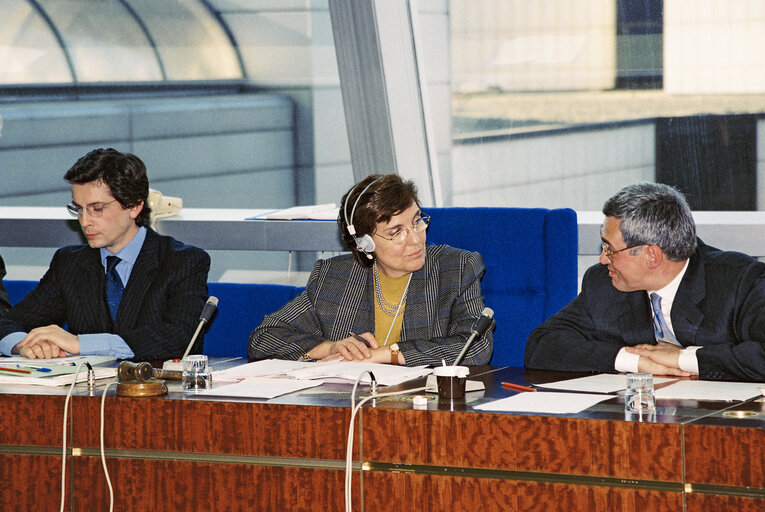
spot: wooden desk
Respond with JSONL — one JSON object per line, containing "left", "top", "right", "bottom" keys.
{"left": 0, "top": 365, "right": 763, "bottom": 511}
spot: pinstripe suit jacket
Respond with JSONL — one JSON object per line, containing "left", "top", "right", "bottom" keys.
{"left": 248, "top": 244, "right": 493, "bottom": 366}
{"left": 0, "top": 229, "right": 210, "bottom": 360}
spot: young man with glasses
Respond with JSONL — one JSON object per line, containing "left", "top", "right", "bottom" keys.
{"left": 248, "top": 174, "right": 492, "bottom": 366}
{"left": 0, "top": 148, "right": 210, "bottom": 360}
{"left": 525, "top": 182, "right": 765, "bottom": 382}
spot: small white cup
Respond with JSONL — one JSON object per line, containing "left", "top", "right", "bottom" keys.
{"left": 433, "top": 365, "right": 469, "bottom": 399}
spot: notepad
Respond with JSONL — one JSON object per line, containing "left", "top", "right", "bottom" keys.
{"left": 0, "top": 367, "right": 116, "bottom": 387}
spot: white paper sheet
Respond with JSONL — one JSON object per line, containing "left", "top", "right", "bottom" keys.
{"left": 474, "top": 392, "right": 615, "bottom": 414}
{"left": 213, "top": 359, "right": 311, "bottom": 379}
{"left": 535, "top": 373, "right": 675, "bottom": 393}
{"left": 654, "top": 380, "right": 765, "bottom": 401}
{"left": 282, "top": 361, "right": 432, "bottom": 386}
{"left": 196, "top": 377, "right": 324, "bottom": 399}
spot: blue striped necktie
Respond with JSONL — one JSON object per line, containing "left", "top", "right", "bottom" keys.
{"left": 105, "top": 256, "right": 124, "bottom": 321}
{"left": 649, "top": 292, "right": 680, "bottom": 346}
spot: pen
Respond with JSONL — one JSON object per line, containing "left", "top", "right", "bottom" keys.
{"left": 348, "top": 332, "right": 371, "bottom": 348}
{"left": 502, "top": 381, "right": 536, "bottom": 393}
{"left": 16, "top": 364, "right": 52, "bottom": 373}
{"left": 0, "top": 366, "right": 31, "bottom": 374}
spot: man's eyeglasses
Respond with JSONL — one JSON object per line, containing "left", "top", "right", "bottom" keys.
{"left": 601, "top": 242, "right": 643, "bottom": 260}
{"left": 375, "top": 213, "right": 430, "bottom": 245}
{"left": 66, "top": 199, "right": 118, "bottom": 218}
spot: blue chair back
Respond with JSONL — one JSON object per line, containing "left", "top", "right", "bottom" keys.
{"left": 204, "top": 282, "right": 304, "bottom": 357}
{"left": 425, "top": 207, "right": 578, "bottom": 366}
{"left": 5, "top": 280, "right": 38, "bottom": 306}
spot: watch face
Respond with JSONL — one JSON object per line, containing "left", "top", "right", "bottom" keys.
{"left": 390, "top": 343, "right": 399, "bottom": 351}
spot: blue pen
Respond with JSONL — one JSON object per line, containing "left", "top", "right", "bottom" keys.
{"left": 16, "top": 364, "right": 52, "bottom": 372}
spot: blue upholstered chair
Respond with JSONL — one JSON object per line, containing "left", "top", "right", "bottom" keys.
{"left": 425, "top": 207, "right": 578, "bottom": 367}
{"left": 3, "top": 279, "right": 304, "bottom": 358}
{"left": 204, "top": 282, "right": 304, "bottom": 357}
{"left": 5, "top": 280, "right": 37, "bottom": 306}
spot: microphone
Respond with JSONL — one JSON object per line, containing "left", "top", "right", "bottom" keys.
{"left": 452, "top": 307, "right": 494, "bottom": 366}
{"left": 181, "top": 296, "right": 218, "bottom": 360}
{"left": 117, "top": 361, "right": 183, "bottom": 382}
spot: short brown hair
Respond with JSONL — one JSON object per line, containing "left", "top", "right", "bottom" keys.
{"left": 64, "top": 148, "right": 152, "bottom": 228}
{"left": 338, "top": 174, "right": 420, "bottom": 267}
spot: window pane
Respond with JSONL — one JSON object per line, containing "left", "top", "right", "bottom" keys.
{"left": 128, "top": 0, "right": 242, "bottom": 80}
{"left": 0, "top": 0, "right": 72, "bottom": 84}
{"left": 39, "top": 0, "right": 162, "bottom": 82}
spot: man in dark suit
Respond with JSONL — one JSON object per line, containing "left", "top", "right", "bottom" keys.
{"left": 525, "top": 183, "right": 765, "bottom": 382}
{"left": 0, "top": 148, "right": 210, "bottom": 360}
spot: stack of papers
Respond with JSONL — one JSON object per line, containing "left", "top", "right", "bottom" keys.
{"left": 215, "top": 359, "right": 432, "bottom": 386}
{"left": 0, "top": 355, "right": 116, "bottom": 386}
{"left": 206, "top": 359, "right": 433, "bottom": 399}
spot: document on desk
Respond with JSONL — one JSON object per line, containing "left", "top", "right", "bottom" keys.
{"left": 213, "top": 359, "right": 431, "bottom": 386}
{"left": 282, "top": 361, "right": 432, "bottom": 386}
{"left": 247, "top": 203, "right": 339, "bottom": 220}
{"left": 475, "top": 392, "right": 614, "bottom": 414}
{"left": 654, "top": 380, "right": 765, "bottom": 401}
{"left": 535, "top": 373, "right": 676, "bottom": 393}
{"left": 0, "top": 367, "right": 116, "bottom": 386}
{"left": 0, "top": 355, "right": 116, "bottom": 367}
{"left": 196, "top": 377, "right": 324, "bottom": 399}
{"left": 213, "top": 359, "right": 310, "bottom": 380}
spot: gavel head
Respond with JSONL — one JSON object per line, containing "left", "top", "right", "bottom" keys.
{"left": 117, "top": 361, "right": 154, "bottom": 383}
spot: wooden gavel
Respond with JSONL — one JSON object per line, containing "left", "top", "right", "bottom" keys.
{"left": 117, "top": 361, "right": 183, "bottom": 382}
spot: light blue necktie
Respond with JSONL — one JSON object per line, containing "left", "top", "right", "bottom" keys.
{"left": 650, "top": 292, "right": 680, "bottom": 346}
{"left": 105, "top": 256, "right": 124, "bottom": 321}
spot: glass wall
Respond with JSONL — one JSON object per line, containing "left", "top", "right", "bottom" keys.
{"left": 448, "top": 0, "right": 765, "bottom": 212}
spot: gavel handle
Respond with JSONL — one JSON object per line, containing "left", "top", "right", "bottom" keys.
{"left": 153, "top": 368, "right": 183, "bottom": 381}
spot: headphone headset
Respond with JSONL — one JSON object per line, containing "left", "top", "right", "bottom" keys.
{"left": 343, "top": 177, "right": 383, "bottom": 259}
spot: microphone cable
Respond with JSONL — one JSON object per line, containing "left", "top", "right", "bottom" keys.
{"left": 99, "top": 381, "right": 119, "bottom": 512}
{"left": 59, "top": 361, "right": 118, "bottom": 512}
{"left": 60, "top": 361, "right": 86, "bottom": 512}
{"left": 344, "top": 371, "right": 427, "bottom": 512}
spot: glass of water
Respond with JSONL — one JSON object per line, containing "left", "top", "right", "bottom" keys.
{"left": 625, "top": 372, "right": 656, "bottom": 415}
{"left": 182, "top": 354, "right": 212, "bottom": 393}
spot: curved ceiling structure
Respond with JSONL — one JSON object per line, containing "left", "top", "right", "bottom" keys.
{"left": 0, "top": 0, "right": 243, "bottom": 84}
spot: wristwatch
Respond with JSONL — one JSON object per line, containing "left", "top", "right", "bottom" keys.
{"left": 389, "top": 343, "right": 400, "bottom": 365}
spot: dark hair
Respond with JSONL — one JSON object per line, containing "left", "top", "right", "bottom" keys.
{"left": 602, "top": 182, "right": 697, "bottom": 261}
{"left": 338, "top": 174, "right": 420, "bottom": 267}
{"left": 64, "top": 148, "right": 152, "bottom": 228}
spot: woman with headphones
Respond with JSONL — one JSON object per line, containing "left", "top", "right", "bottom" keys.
{"left": 248, "top": 174, "right": 492, "bottom": 366}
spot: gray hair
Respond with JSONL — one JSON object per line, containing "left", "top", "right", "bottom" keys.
{"left": 602, "top": 183, "right": 697, "bottom": 261}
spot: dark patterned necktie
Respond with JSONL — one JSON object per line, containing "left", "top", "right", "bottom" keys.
{"left": 105, "top": 256, "right": 124, "bottom": 321}
{"left": 650, "top": 292, "right": 680, "bottom": 346}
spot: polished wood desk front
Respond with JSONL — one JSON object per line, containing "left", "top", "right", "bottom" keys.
{"left": 0, "top": 365, "right": 763, "bottom": 511}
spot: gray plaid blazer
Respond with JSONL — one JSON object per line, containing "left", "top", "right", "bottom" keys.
{"left": 248, "top": 244, "right": 493, "bottom": 366}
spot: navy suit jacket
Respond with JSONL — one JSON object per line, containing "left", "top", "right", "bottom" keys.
{"left": 525, "top": 241, "right": 765, "bottom": 381}
{"left": 0, "top": 229, "right": 210, "bottom": 360}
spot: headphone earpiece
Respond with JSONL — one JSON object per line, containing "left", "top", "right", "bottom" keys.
{"left": 354, "top": 234, "right": 376, "bottom": 256}
{"left": 343, "top": 176, "right": 383, "bottom": 258}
